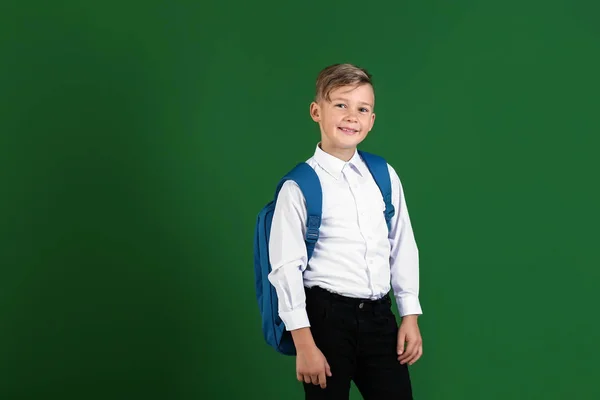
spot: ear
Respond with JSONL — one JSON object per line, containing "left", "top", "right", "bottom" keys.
{"left": 309, "top": 101, "right": 321, "bottom": 122}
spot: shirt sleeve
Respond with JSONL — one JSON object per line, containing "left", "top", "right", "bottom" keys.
{"left": 267, "top": 180, "right": 311, "bottom": 331}
{"left": 387, "top": 164, "right": 423, "bottom": 317}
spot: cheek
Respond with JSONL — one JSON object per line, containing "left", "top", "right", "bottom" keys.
{"left": 325, "top": 114, "right": 340, "bottom": 127}
{"left": 361, "top": 115, "right": 373, "bottom": 127}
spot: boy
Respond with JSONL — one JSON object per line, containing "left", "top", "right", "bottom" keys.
{"left": 268, "top": 63, "right": 423, "bottom": 399}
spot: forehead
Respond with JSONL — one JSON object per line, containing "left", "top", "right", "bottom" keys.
{"left": 328, "top": 84, "right": 374, "bottom": 104}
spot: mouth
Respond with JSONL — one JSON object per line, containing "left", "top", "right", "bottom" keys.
{"left": 338, "top": 127, "right": 359, "bottom": 135}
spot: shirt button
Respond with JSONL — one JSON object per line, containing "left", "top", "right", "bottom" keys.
{"left": 359, "top": 303, "right": 364, "bottom": 309}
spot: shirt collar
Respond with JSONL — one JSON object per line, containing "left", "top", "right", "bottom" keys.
{"left": 313, "top": 143, "right": 364, "bottom": 180}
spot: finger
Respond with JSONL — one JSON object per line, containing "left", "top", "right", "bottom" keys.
{"left": 399, "top": 340, "right": 418, "bottom": 364}
{"left": 397, "top": 332, "right": 406, "bottom": 356}
{"left": 297, "top": 372, "right": 303, "bottom": 382}
{"left": 325, "top": 361, "right": 332, "bottom": 377}
{"left": 408, "top": 345, "right": 423, "bottom": 366}
{"left": 304, "top": 374, "right": 312, "bottom": 384}
{"left": 404, "top": 341, "right": 419, "bottom": 363}
{"left": 311, "top": 374, "right": 319, "bottom": 385}
{"left": 318, "top": 372, "right": 327, "bottom": 389}
{"left": 398, "top": 339, "right": 414, "bottom": 362}
{"left": 403, "top": 347, "right": 417, "bottom": 365}
{"left": 406, "top": 346, "right": 421, "bottom": 366}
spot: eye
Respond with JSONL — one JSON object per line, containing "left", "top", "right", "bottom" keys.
{"left": 359, "top": 107, "right": 369, "bottom": 113}
{"left": 335, "top": 103, "right": 346, "bottom": 108}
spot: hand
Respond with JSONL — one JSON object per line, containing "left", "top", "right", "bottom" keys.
{"left": 296, "top": 345, "right": 332, "bottom": 389}
{"left": 397, "top": 315, "right": 423, "bottom": 366}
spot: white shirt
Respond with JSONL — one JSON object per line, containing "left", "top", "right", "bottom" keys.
{"left": 268, "top": 144, "right": 422, "bottom": 331}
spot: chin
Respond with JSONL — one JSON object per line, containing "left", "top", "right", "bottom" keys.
{"left": 336, "top": 134, "right": 364, "bottom": 148}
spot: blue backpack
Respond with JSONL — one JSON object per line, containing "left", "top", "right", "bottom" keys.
{"left": 253, "top": 150, "right": 396, "bottom": 355}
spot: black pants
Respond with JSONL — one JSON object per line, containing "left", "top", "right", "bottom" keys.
{"left": 302, "top": 286, "right": 413, "bottom": 400}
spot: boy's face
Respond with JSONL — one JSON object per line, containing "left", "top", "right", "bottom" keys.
{"left": 310, "top": 84, "right": 376, "bottom": 158}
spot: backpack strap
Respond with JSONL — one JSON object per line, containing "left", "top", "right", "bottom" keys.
{"left": 275, "top": 162, "right": 322, "bottom": 259}
{"left": 358, "top": 150, "right": 395, "bottom": 230}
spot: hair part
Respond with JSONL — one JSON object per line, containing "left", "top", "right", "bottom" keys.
{"left": 314, "top": 63, "right": 373, "bottom": 102}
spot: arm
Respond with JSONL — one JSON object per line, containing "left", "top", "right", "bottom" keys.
{"left": 387, "top": 165, "right": 424, "bottom": 365}
{"left": 388, "top": 164, "right": 422, "bottom": 318}
{"left": 267, "top": 180, "right": 310, "bottom": 331}
{"left": 268, "top": 180, "right": 332, "bottom": 387}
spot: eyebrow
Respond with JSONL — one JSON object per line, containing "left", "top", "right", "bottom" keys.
{"left": 331, "top": 97, "right": 373, "bottom": 108}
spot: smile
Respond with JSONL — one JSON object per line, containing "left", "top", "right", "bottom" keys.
{"left": 338, "top": 127, "right": 359, "bottom": 135}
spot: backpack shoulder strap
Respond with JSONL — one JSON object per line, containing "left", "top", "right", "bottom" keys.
{"left": 275, "top": 162, "right": 322, "bottom": 259}
{"left": 358, "top": 150, "right": 395, "bottom": 230}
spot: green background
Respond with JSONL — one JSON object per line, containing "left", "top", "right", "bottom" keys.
{"left": 1, "top": 0, "right": 599, "bottom": 399}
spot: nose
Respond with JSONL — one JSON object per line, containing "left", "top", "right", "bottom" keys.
{"left": 345, "top": 110, "right": 358, "bottom": 122}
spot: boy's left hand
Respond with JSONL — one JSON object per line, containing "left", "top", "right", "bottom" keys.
{"left": 397, "top": 315, "right": 423, "bottom": 366}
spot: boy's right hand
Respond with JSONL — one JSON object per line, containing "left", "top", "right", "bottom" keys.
{"left": 296, "top": 345, "right": 332, "bottom": 389}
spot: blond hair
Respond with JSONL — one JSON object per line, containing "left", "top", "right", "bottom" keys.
{"left": 314, "top": 63, "right": 373, "bottom": 102}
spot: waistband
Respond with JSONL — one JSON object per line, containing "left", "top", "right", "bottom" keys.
{"left": 305, "top": 285, "right": 391, "bottom": 306}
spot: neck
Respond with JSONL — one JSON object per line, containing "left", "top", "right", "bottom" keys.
{"left": 319, "top": 142, "right": 355, "bottom": 162}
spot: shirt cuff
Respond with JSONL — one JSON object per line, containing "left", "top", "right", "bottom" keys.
{"left": 395, "top": 294, "right": 423, "bottom": 317}
{"left": 279, "top": 308, "right": 310, "bottom": 331}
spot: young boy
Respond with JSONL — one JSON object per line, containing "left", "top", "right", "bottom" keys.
{"left": 268, "top": 63, "right": 423, "bottom": 399}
